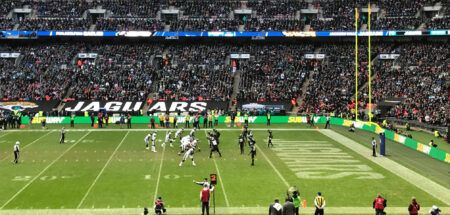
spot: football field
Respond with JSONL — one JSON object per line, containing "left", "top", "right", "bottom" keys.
{"left": 0, "top": 124, "right": 449, "bottom": 215}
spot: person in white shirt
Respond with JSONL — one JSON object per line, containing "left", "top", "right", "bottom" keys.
{"left": 179, "top": 146, "right": 196, "bottom": 166}
{"left": 163, "top": 131, "right": 174, "bottom": 147}
{"left": 144, "top": 134, "right": 151, "bottom": 150}
{"left": 175, "top": 128, "right": 184, "bottom": 140}
{"left": 371, "top": 137, "right": 377, "bottom": 157}
{"left": 151, "top": 131, "right": 157, "bottom": 152}
{"left": 13, "top": 141, "right": 20, "bottom": 164}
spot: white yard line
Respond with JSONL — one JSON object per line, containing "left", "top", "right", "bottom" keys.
{"left": 255, "top": 144, "right": 290, "bottom": 188}
{"left": 77, "top": 131, "right": 130, "bottom": 208}
{"left": 153, "top": 135, "right": 166, "bottom": 201}
{"left": 2, "top": 206, "right": 448, "bottom": 215}
{"left": 0, "top": 128, "right": 319, "bottom": 132}
{"left": 0, "top": 131, "right": 92, "bottom": 209}
{"left": 0, "top": 132, "right": 11, "bottom": 138}
{"left": 1, "top": 131, "right": 53, "bottom": 162}
{"left": 204, "top": 130, "right": 230, "bottom": 207}
{"left": 320, "top": 129, "right": 450, "bottom": 205}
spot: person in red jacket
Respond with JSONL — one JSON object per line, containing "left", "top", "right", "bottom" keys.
{"left": 408, "top": 197, "right": 420, "bottom": 215}
{"left": 200, "top": 184, "right": 214, "bottom": 215}
{"left": 373, "top": 194, "right": 386, "bottom": 215}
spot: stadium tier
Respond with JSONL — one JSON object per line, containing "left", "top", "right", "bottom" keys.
{"left": 0, "top": 1, "right": 449, "bottom": 214}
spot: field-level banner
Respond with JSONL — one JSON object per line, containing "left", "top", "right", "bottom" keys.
{"left": 20, "top": 116, "right": 449, "bottom": 163}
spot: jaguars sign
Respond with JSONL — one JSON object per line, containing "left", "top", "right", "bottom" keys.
{"left": 0, "top": 101, "right": 39, "bottom": 111}
{"left": 0, "top": 101, "right": 58, "bottom": 112}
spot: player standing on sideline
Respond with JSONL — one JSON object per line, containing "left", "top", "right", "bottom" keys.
{"left": 267, "top": 129, "right": 273, "bottom": 148}
{"left": 59, "top": 127, "right": 65, "bottom": 144}
{"left": 371, "top": 137, "right": 377, "bottom": 157}
{"left": 314, "top": 192, "right": 326, "bottom": 215}
{"left": 144, "top": 133, "right": 151, "bottom": 150}
{"left": 324, "top": 115, "right": 331, "bottom": 129}
{"left": 13, "top": 141, "right": 20, "bottom": 164}
{"left": 163, "top": 131, "right": 174, "bottom": 147}
{"left": 309, "top": 113, "right": 315, "bottom": 128}
{"left": 238, "top": 134, "right": 245, "bottom": 154}
{"left": 175, "top": 128, "right": 184, "bottom": 140}
{"left": 249, "top": 138, "right": 256, "bottom": 166}
{"left": 151, "top": 131, "right": 157, "bottom": 152}
{"left": 179, "top": 142, "right": 196, "bottom": 166}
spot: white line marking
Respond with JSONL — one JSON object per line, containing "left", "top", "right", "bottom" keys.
{"left": 255, "top": 144, "right": 290, "bottom": 188}
{"left": 0, "top": 132, "right": 11, "bottom": 138}
{"left": 0, "top": 131, "right": 91, "bottom": 209}
{"left": 320, "top": 129, "right": 450, "bottom": 205}
{"left": 2, "top": 207, "right": 446, "bottom": 215}
{"left": 153, "top": 136, "right": 166, "bottom": 201}
{"left": 77, "top": 131, "right": 130, "bottom": 208}
{"left": 204, "top": 130, "right": 230, "bottom": 207}
{"left": 1, "top": 131, "right": 53, "bottom": 162}
{"left": 0, "top": 128, "right": 319, "bottom": 132}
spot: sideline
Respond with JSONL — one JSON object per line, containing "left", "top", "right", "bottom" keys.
{"left": 319, "top": 129, "right": 450, "bottom": 205}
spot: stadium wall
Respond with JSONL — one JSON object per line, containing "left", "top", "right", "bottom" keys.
{"left": 20, "top": 116, "right": 450, "bottom": 163}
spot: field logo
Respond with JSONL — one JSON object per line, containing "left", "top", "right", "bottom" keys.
{"left": 0, "top": 101, "right": 38, "bottom": 111}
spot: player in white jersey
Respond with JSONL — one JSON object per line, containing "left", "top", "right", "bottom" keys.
{"left": 144, "top": 134, "right": 151, "bottom": 150}
{"left": 174, "top": 128, "right": 184, "bottom": 139}
{"left": 163, "top": 131, "right": 174, "bottom": 147}
{"left": 179, "top": 143, "right": 196, "bottom": 166}
{"left": 151, "top": 131, "right": 157, "bottom": 152}
{"left": 179, "top": 135, "right": 192, "bottom": 155}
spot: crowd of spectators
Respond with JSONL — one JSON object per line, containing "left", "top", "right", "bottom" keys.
{"left": 372, "top": 17, "right": 426, "bottom": 30}
{"left": 169, "top": 18, "right": 240, "bottom": 31}
{"left": 368, "top": 43, "right": 448, "bottom": 126}
{"left": 17, "top": 18, "right": 91, "bottom": 30}
{"left": 424, "top": 17, "right": 450, "bottom": 30}
{"left": 95, "top": 18, "right": 165, "bottom": 31}
{"left": 156, "top": 45, "right": 233, "bottom": 101}
{"left": 0, "top": 44, "right": 79, "bottom": 101}
{"left": 68, "top": 44, "right": 163, "bottom": 101}
{"left": 238, "top": 44, "right": 314, "bottom": 102}
{"left": 244, "top": 19, "right": 304, "bottom": 31}
{"left": 0, "top": 0, "right": 449, "bottom": 31}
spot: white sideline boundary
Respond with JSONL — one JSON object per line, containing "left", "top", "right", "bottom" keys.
{"left": 1, "top": 207, "right": 449, "bottom": 215}
{"left": 1, "top": 131, "right": 53, "bottom": 162}
{"left": 77, "top": 131, "right": 130, "bottom": 208}
{"left": 0, "top": 128, "right": 319, "bottom": 132}
{"left": 319, "top": 129, "right": 450, "bottom": 205}
{"left": 0, "top": 131, "right": 92, "bottom": 209}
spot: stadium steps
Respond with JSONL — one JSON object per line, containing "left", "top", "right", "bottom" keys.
{"left": 293, "top": 67, "right": 315, "bottom": 114}
{"left": 230, "top": 70, "right": 242, "bottom": 111}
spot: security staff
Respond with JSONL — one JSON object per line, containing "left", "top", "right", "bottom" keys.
{"left": 314, "top": 192, "right": 326, "bottom": 215}
{"left": 13, "top": 141, "right": 20, "bottom": 164}
{"left": 70, "top": 113, "right": 75, "bottom": 128}
{"left": 373, "top": 194, "right": 386, "bottom": 215}
{"left": 185, "top": 114, "right": 191, "bottom": 128}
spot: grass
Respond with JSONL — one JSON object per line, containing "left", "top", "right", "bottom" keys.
{"left": 0, "top": 124, "right": 448, "bottom": 214}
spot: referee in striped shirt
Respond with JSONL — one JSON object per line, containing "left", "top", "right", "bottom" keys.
{"left": 314, "top": 192, "right": 326, "bottom": 215}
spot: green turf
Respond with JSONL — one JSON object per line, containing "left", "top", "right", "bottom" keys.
{"left": 0, "top": 125, "right": 448, "bottom": 213}
{"left": 332, "top": 126, "right": 450, "bottom": 189}
{"left": 407, "top": 130, "right": 450, "bottom": 153}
